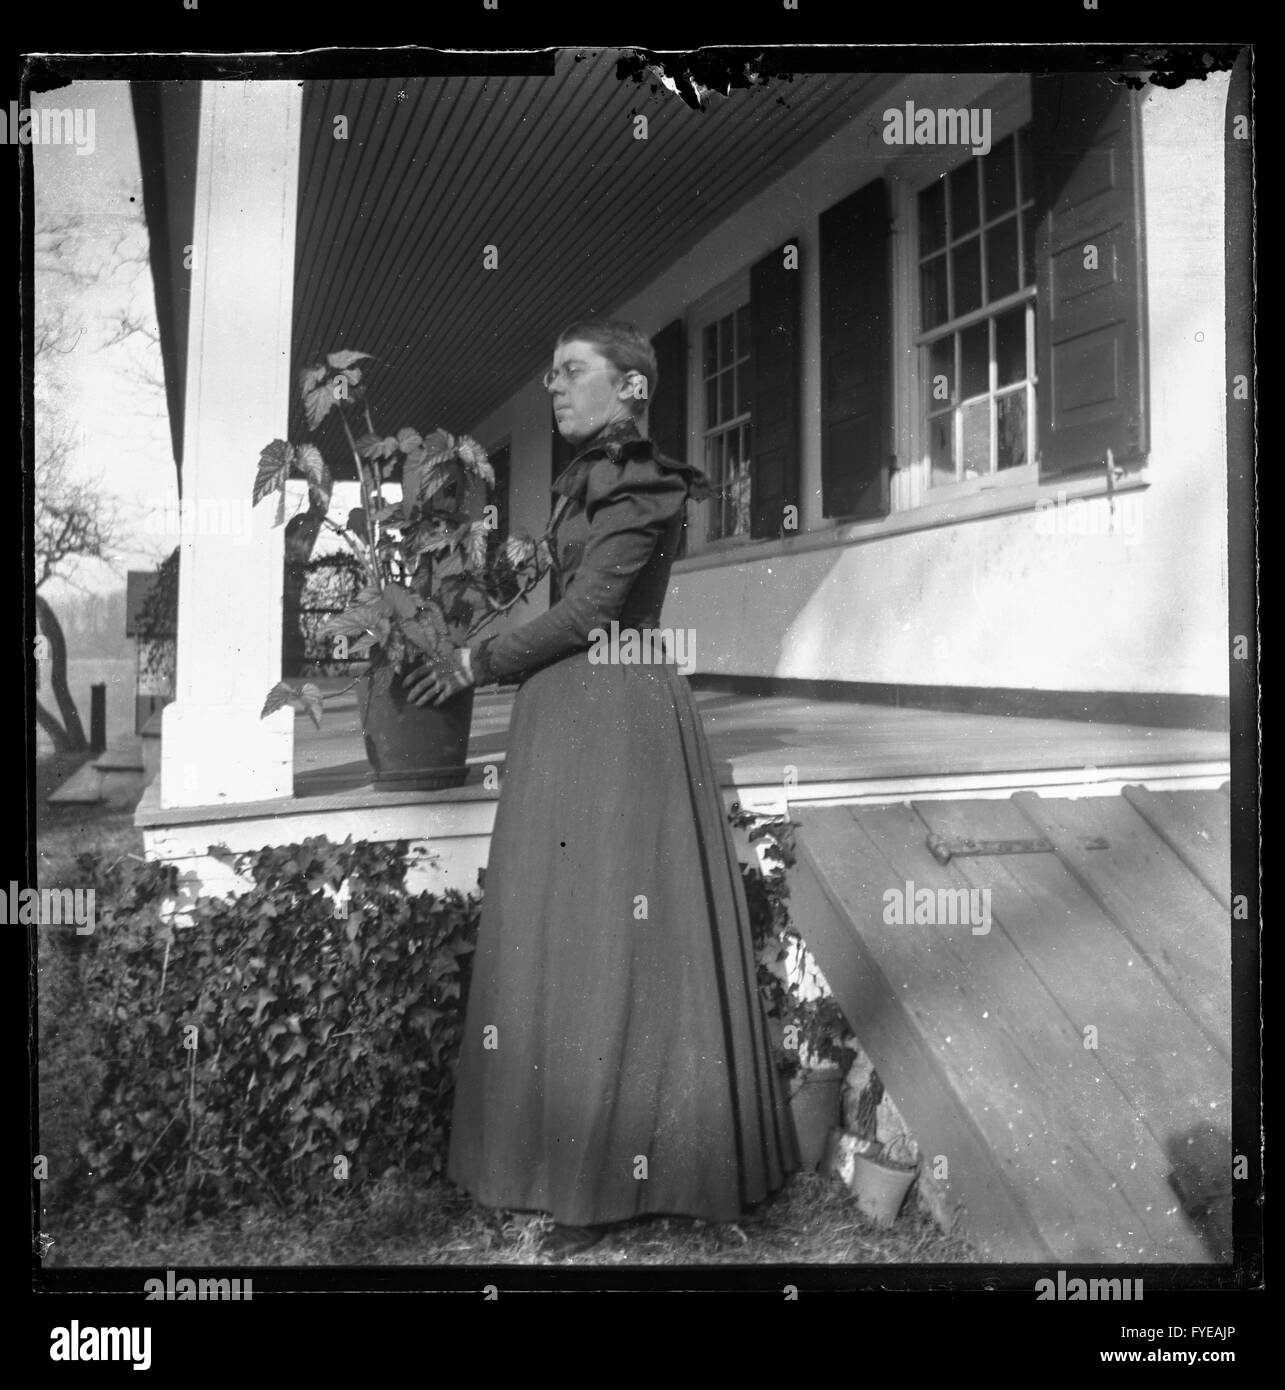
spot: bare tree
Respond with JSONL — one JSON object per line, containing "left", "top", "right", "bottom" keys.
{"left": 33, "top": 205, "right": 137, "bottom": 753}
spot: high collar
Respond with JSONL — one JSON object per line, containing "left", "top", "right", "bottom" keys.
{"left": 552, "top": 417, "right": 711, "bottom": 505}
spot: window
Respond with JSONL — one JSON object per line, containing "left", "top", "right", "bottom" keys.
{"left": 917, "top": 129, "right": 1038, "bottom": 487}
{"left": 701, "top": 304, "right": 753, "bottom": 541}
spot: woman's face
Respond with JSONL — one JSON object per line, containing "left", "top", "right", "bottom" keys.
{"left": 546, "top": 338, "right": 638, "bottom": 444}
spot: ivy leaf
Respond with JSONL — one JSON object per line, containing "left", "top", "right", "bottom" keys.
{"left": 396, "top": 427, "right": 423, "bottom": 456}
{"left": 346, "top": 507, "right": 368, "bottom": 541}
{"left": 319, "top": 600, "right": 382, "bottom": 638}
{"left": 253, "top": 439, "right": 291, "bottom": 508}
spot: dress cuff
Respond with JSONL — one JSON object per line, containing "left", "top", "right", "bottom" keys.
{"left": 471, "top": 636, "right": 498, "bottom": 687}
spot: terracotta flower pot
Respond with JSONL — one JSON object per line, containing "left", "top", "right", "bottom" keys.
{"left": 789, "top": 1070, "right": 844, "bottom": 1170}
{"left": 357, "top": 662, "right": 474, "bottom": 790}
{"left": 848, "top": 1147, "right": 919, "bottom": 1227}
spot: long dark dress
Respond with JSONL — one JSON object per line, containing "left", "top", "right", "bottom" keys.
{"left": 447, "top": 417, "right": 798, "bottom": 1225}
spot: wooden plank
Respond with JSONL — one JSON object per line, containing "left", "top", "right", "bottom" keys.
{"left": 1121, "top": 787, "right": 1232, "bottom": 911}
{"left": 1013, "top": 792, "right": 1230, "bottom": 1059}
{"left": 793, "top": 804, "right": 1210, "bottom": 1261}
{"left": 788, "top": 816, "right": 1052, "bottom": 1262}
{"left": 913, "top": 798, "right": 1230, "bottom": 1260}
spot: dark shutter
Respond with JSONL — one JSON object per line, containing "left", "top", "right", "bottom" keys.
{"left": 819, "top": 178, "right": 892, "bottom": 520}
{"left": 749, "top": 241, "right": 802, "bottom": 538}
{"left": 649, "top": 318, "right": 688, "bottom": 556}
{"left": 649, "top": 318, "right": 687, "bottom": 459}
{"left": 1032, "top": 73, "right": 1147, "bottom": 479}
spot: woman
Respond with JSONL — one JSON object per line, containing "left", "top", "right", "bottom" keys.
{"left": 406, "top": 319, "right": 798, "bottom": 1254}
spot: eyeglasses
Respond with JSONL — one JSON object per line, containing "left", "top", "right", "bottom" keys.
{"left": 541, "top": 362, "right": 613, "bottom": 390}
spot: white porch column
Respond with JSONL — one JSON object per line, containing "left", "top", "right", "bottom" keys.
{"left": 160, "top": 81, "right": 302, "bottom": 809}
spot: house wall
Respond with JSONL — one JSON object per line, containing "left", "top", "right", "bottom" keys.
{"left": 468, "top": 73, "right": 1232, "bottom": 699}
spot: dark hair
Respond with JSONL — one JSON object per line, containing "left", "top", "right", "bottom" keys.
{"left": 555, "top": 319, "right": 657, "bottom": 414}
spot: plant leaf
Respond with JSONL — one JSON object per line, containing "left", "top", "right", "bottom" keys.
{"left": 421, "top": 428, "right": 456, "bottom": 467}
{"left": 299, "top": 683, "right": 325, "bottom": 731}
{"left": 379, "top": 584, "right": 419, "bottom": 622}
{"left": 253, "top": 440, "right": 292, "bottom": 509}
{"left": 455, "top": 435, "right": 494, "bottom": 487}
{"left": 357, "top": 432, "right": 400, "bottom": 461}
{"left": 261, "top": 682, "right": 298, "bottom": 719}
{"left": 327, "top": 349, "right": 374, "bottom": 370}
{"left": 464, "top": 522, "right": 490, "bottom": 574}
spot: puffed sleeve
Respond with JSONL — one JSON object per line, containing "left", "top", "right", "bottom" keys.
{"left": 471, "top": 453, "right": 688, "bottom": 686}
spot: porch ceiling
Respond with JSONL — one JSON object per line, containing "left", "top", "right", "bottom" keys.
{"left": 291, "top": 54, "right": 883, "bottom": 471}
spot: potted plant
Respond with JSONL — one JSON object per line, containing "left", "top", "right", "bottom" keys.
{"left": 846, "top": 1133, "right": 920, "bottom": 1227}
{"left": 735, "top": 807, "right": 858, "bottom": 1170}
{"left": 254, "top": 349, "right": 553, "bottom": 789}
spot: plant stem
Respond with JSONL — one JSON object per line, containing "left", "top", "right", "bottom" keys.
{"left": 338, "top": 409, "right": 382, "bottom": 586}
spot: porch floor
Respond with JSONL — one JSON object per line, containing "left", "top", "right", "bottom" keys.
{"left": 294, "top": 678, "right": 1230, "bottom": 803}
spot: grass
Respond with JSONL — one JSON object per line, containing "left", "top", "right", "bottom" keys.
{"left": 34, "top": 762, "right": 979, "bottom": 1271}
{"left": 45, "top": 1170, "right": 976, "bottom": 1268}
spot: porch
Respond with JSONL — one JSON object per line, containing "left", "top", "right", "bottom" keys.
{"left": 136, "top": 680, "right": 1230, "bottom": 902}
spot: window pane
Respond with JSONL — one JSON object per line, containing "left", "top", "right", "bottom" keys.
{"left": 703, "top": 323, "right": 717, "bottom": 376}
{"left": 985, "top": 134, "right": 1016, "bottom": 219}
{"left": 995, "top": 305, "right": 1026, "bottom": 388}
{"left": 920, "top": 253, "right": 949, "bottom": 331}
{"left": 720, "top": 369, "right": 735, "bottom": 422}
{"left": 1022, "top": 206, "right": 1036, "bottom": 288}
{"left": 996, "top": 389, "right": 1026, "bottom": 469}
{"left": 952, "top": 236, "right": 982, "bottom": 318}
{"left": 960, "top": 397, "right": 990, "bottom": 477}
{"left": 705, "top": 375, "right": 718, "bottom": 424}
{"left": 960, "top": 321, "right": 989, "bottom": 399}
{"left": 735, "top": 304, "right": 750, "bottom": 356}
{"left": 735, "top": 360, "right": 749, "bottom": 417}
{"left": 987, "top": 215, "right": 1019, "bottom": 303}
{"left": 919, "top": 179, "right": 946, "bottom": 254}
{"left": 928, "top": 412, "right": 954, "bottom": 486}
{"left": 927, "top": 335, "right": 954, "bottom": 406}
{"left": 718, "top": 314, "right": 733, "bottom": 368}
{"left": 950, "top": 159, "right": 980, "bottom": 236}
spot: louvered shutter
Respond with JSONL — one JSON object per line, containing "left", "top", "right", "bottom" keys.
{"left": 1032, "top": 72, "right": 1148, "bottom": 478}
{"left": 819, "top": 178, "right": 892, "bottom": 520}
{"left": 749, "top": 242, "right": 802, "bottom": 538}
{"left": 649, "top": 318, "right": 689, "bottom": 557}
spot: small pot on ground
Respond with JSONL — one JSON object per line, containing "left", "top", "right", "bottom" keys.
{"left": 847, "top": 1141, "right": 919, "bottom": 1227}
{"left": 788, "top": 1067, "right": 844, "bottom": 1170}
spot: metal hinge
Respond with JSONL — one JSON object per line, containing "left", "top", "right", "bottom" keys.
{"left": 927, "top": 833, "right": 1109, "bottom": 866}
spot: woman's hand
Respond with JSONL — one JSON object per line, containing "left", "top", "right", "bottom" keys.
{"left": 402, "top": 646, "right": 475, "bottom": 708}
